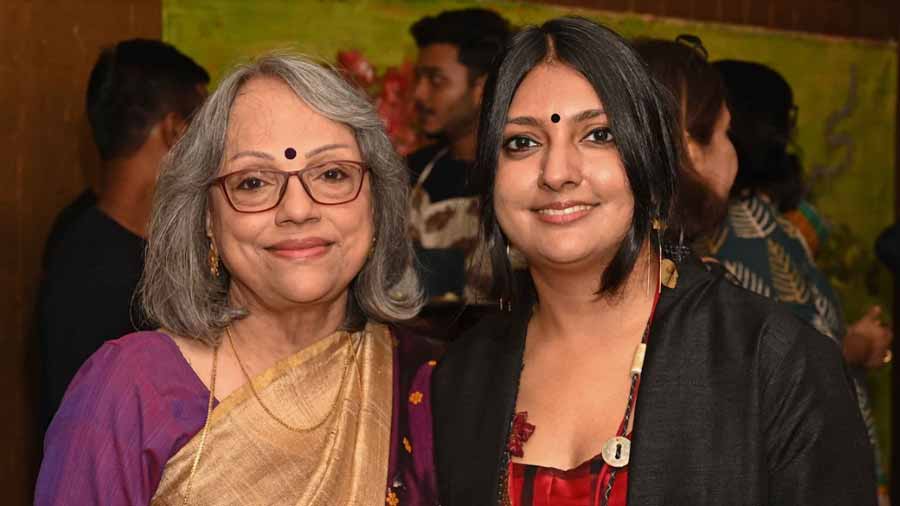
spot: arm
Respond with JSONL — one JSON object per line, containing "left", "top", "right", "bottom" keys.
{"left": 761, "top": 317, "right": 877, "bottom": 505}
{"left": 35, "top": 342, "right": 167, "bottom": 506}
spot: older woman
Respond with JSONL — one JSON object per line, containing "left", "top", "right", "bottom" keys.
{"left": 432, "top": 17, "right": 875, "bottom": 506}
{"left": 36, "top": 55, "right": 438, "bottom": 505}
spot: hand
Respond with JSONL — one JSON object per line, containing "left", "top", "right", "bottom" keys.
{"left": 843, "top": 306, "right": 894, "bottom": 369}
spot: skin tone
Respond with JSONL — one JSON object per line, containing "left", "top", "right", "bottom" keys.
{"left": 172, "top": 77, "right": 374, "bottom": 400}
{"left": 497, "top": 63, "right": 658, "bottom": 470}
{"left": 98, "top": 112, "right": 189, "bottom": 238}
{"left": 413, "top": 43, "right": 485, "bottom": 161}
{"left": 844, "top": 306, "right": 893, "bottom": 368}
{"left": 685, "top": 104, "right": 737, "bottom": 204}
{"left": 99, "top": 83, "right": 207, "bottom": 238}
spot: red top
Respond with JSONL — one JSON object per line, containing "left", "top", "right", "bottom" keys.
{"left": 508, "top": 289, "right": 656, "bottom": 506}
{"left": 508, "top": 457, "right": 628, "bottom": 506}
{"left": 506, "top": 411, "right": 628, "bottom": 506}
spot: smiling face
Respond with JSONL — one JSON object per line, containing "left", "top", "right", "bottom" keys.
{"left": 494, "top": 63, "right": 634, "bottom": 271}
{"left": 208, "top": 76, "right": 373, "bottom": 312}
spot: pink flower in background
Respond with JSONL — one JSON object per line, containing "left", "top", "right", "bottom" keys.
{"left": 337, "top": 50, "right": 423, "bottom": 155}
{"left": 337, "top": 50, "right": 375, "bottom": 87}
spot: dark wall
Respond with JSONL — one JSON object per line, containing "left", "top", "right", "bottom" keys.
{"left": 0, "top": 1, "right": 161, "bottom": 503}
{"left": 547, "top": 0, "right": 899, "bottom": 39}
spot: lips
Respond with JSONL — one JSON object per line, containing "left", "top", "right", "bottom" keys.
{"left": 533, "top": 201, "right": 597, "bottom": 224}
{"left": 266, "top": 237, "right": 334, "bottom": 259}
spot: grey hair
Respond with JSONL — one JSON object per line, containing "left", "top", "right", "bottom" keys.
{"left": 140, "top": 53, "right": 423, "bottom": 344}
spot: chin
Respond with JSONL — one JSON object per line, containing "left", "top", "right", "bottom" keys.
{"left": 272, "top": 273, "right": 347, "bottom": 305}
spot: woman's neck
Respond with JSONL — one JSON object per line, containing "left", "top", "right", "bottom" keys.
{"left": 226, "top": 288, "right": 350, "bottom": 368}
{"left": 528, "top": 241, "right": 659, "bottom": 346}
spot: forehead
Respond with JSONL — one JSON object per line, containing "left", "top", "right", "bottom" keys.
{"left": 508, "top": 63, "right": 602, "bottom": 116}
{"left": 417, "top": 43, "right": 465, "bottom": 71}
{"left": 226, "top": 76, "right": 356, "bottom": 154}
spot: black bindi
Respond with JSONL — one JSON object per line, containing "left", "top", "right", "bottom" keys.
{"left": 550, "top": 113, "right": 561, "bottom": 123}
{"left": 284, "top": 147, "right": 297, "bottom": 160}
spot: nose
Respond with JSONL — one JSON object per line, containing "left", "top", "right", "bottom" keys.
{"left": 539, "top": 141, "right": 583, "bottom": 192}
{"left": 413, "top": 76, "right": 429, "bottom": 103}
{"left": 274, "top": 175, "right": 319, "bottom": 225}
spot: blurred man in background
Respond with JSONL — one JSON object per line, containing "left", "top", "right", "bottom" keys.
{"left": 407, "top": 8, "right": 511, "bottom": 304}
{"left": 37, "top": 39, "right": 208, "bottom": 433}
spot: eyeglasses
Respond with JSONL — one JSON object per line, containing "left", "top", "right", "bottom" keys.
{"left": 211, "top": 160, "right": 368, "bottom": 213}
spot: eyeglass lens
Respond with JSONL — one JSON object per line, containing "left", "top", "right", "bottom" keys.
{"left": 223, "top": 161, "right": 364, "bottom": 211}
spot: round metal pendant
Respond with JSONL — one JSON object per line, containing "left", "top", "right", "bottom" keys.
{"left": 601, "top": 436, "right": 631, "bottom": 468}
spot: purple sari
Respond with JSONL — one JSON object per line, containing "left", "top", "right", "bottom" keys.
{"left": 36, "top": 326, "right": 439, "bottom": 505}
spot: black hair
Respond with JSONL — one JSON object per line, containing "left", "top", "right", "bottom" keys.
{"left": 635, "top": 37, "right": 729, "bottom": 242}
{"left": 474, "top": 17, "right": 680, "bottom": 303}
{"left": 86, "top": 38, "right": 209, "bottom": 161}
{"left": 713, "top": 60, "right": 806, "bottom": 212}
{"left": 410, "top": 8, "right": 511, "bottom": 83}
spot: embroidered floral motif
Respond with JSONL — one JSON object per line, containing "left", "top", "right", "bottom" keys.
{"left": 403, "top": 436, "right": 412, "bottom": 453}
{"left": 409, "top": 391, "right": 424, "bottom": 405}
{"left": 507, "top": 411, "right": 536, "bottom": 458}
{"left": 386, "top": 489, "right": 399, "bottom": 506}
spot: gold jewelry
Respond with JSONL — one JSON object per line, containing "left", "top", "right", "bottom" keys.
{"left": 182, "top": 342, "right": 219, "bottom": 506}
{"left": 883, "top": 349, "right": 893, "bottom": 365}
{"left": 208, "top": 241, "right": 220, "bottom": 277}
{"left": 226, "top": 327, "right": 359, "bottom": 432}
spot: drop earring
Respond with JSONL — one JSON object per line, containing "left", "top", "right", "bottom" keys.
{"left": 208, "top": 241, "right": 221, "bottom": 277}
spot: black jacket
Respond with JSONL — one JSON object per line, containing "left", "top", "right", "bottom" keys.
{"left": 433, "top": 257, "right": 876, "bottom": 505}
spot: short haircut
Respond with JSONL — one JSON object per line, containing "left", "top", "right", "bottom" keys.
{"left": 474, "top": 17, "right": 680, "bottom": 302}
{"left": 634, "top": 37, "right": 728, "bottom": 241}
{"left": 140, "top": 54, "right": 423, "bottom": 344}
{"left": 86, "top": 39, "right": 209, "bottom": 161}
{"left": 714, "top": 60, "right": 806, "bottom": 212}
{"left": 410, "top": 8, "right": 511, "bottom": 82}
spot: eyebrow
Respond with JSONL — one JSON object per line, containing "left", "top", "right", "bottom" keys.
{"left": 229, "top": 150, "right": 274, "bottom": 162}
{"left": 305, "top": 143, "right": 352, "bottom": 158}
{"left": 507, "top": 109, "right": 607, "bottom": 127}
{"left": 228, "top": 143, "right": 351, "bottom": 162}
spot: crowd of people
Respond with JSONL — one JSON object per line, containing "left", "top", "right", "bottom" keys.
{"left": 33, "top": 7, "right": 892, "bottom": 506}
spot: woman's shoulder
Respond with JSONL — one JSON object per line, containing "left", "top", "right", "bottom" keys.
{"left": 678, "top": 257, "right": 837, "bottom": 360}
{"left": 78, "top": 331, "right": 191, "bottom": 381}
{"left": 39, "top": 331, "right": 212, "bottom": 504}
{"left": 55, "top": 330, "right": 208, "bottom": 421}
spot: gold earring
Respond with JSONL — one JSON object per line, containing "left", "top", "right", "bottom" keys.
{"left": 209, "top": 241, "right": 220, "bottom": 277}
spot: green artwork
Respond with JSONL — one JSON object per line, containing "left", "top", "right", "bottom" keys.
{"left": 164, "top": 0, "right": 896, "bottom": 474}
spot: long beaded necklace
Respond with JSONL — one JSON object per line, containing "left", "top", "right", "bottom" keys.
{"left": 596, "top": 287, "right": 659, "bottom": 505}
{"left": 502, "top": 263, "right": 669, "bottom": 506}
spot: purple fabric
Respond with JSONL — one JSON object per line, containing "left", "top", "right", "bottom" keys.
{"left": 35, "top": 332, "right": 212, "bottom": 505}
{"left": 387, "top": 327, "right": 443, "bottom": 505}
{"left": 35, "top": 327, "right": 440, "bottom": 505}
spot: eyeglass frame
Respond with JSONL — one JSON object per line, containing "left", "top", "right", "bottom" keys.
{"left": 209, "top": 160, "right": 369, "bottom": 213}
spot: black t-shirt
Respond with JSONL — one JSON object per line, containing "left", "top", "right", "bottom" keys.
{"left": 407, "top": 143, "right": 477, "bottom": 202}
{"left": 37, "top": 204, "right": 149, "bottom": 432}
